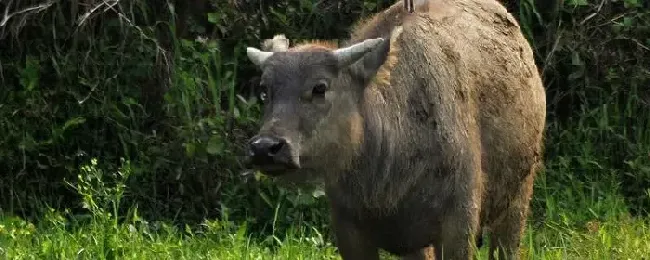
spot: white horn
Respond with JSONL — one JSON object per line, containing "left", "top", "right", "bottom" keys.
{"left": 262, "top": 34, "right": 290, "bottom": 52}
{"left": 246, "top": 47, "right": 274, "bottom": 66}
{"left": 332, "top": 38, "right": 385, "bottom": 67}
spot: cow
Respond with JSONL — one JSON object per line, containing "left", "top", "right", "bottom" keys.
{"left": 244, "top": 0, "right": 547, "bottom": 259}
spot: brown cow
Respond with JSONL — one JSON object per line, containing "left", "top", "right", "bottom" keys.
{"left": 244, "top": 0, "right": 546, "bottom": 259}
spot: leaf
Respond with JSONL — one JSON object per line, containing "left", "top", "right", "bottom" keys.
{"left": 207, "top": 12, "right": 220, "bottom": 24}
{"left": 20, "top": 55, "right": 41, "bottom": 91}
{"left": 122, "top": 97, "right": 138, "bottom": 105}
{"left": 233, "top": 107, "right": 240, "bottom": 119}
{"left": 571, "top": 52, "right": 583, "bottom": 66}
{"left": 623, "top": 17, "right": 634, "bottom": 27}
{"left": 294, "top": 193, "right": 314, "bottom": 206}
{"left": 236, "top": 94, "right": 248, "bottom": 106}
{"left": 312, "top": 189, "right": 325, "bottom": 198}
{"left": 566, "top": 0, "right": 588, "bottom": 6}
{"left": 184, "top": 143, "right": 196, "bottom": 158}
{"left": 62, "top": 117, "right": 86, "bottom": 132}
{"left": 206, "top": 135, "right": 224, "bottom": 155}
{"left": 259, "top": 191, "right": 273, "bottom": 208}
{"left": 568, "top": 68, "right": 584, "bottom": 80}
{"left": 624, "top": 0, "right": 639, "bottom": 8}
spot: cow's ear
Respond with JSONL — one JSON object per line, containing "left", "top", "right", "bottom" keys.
{"left": 332, "top": 38, "right": 385, "bottom": 68}
{"left": 348, "top": 26, "right": 402, "bottom": 84}
{"left": 332, "top": 35, "right": 394, "bottom": 84}
{"left": 355, "top": 36, "right": 391, "bottom": 83}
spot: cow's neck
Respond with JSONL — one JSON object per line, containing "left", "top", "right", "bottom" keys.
{"left": 325, "top": 85, "right": 415, "bottom": 211}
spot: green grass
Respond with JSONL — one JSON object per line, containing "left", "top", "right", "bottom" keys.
{"left": 1, "top": 207, "right": 649, "bottom": 259}
{"left": 0, "top": 214, "right": 340, "bottom": 259}
{"left": 2, "top": 162, "right": 650, "bottom": 260}
{"left": 521, "top": 216, "right": 650, "bottom": 259}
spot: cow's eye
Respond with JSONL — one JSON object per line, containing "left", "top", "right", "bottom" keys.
{"left": 259, "top": 84, "right": 269, "bottom": 102}
{"left": 312, "top": 83, "right": 327, "bottom": 97}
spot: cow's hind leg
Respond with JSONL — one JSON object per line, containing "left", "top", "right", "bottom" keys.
{"left": 488, "top": 173, "right": 535, "bottom": 260}
{"left": 401, "top": 246, "right": 435, "bottom": 260}
{"left": 432, "top": 208, "right": 480, "bottom": 260}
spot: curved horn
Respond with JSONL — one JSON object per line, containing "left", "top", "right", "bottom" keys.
{"left": 246, "top": 47, "right": 274, "bottom": 66}
{"left": 332, "top": 38, "right": 385, "bottom": 67}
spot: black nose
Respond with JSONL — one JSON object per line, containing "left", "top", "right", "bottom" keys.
{"left": 248, "top": 135, "right": 286, "bottom": 158}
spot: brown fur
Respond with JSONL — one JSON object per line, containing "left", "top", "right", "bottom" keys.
{"left": 338, "top": 1, "right": 545, "bottom": 258}
{"left": 249, "top": 0, "right": 546, "bottom": 259}
{"left": 292, "top": 40, "right": 341, "bottom": 51}
{"left": 347, "top": 112, "right": 365, "bottom": 147}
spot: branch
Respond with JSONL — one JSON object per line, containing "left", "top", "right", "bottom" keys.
{"left": 76, "top": 0, "right": 120, "bottom": 27}
{"left": 0, "top": 0, "right": 55, "bottom": 27}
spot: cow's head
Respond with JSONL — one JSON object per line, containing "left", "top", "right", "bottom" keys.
{"left": 245, "top": 36, "right": 391, "bottom": 176}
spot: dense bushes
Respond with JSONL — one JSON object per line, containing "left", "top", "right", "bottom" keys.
{"left": 0, "top": 0, "right": 398, "bottom": 231}
{"left": 0, "top": 0, "right": 648, "bottom": 239}
{"left": 0, "top": 0, "right": 256, "bottom": 223}
{"left": 538, "top": 0, "right": 650, "bottom": 216}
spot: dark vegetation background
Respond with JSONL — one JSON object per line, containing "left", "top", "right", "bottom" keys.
{"left": 0, "top": 0, "right": 649, "bottom": 241}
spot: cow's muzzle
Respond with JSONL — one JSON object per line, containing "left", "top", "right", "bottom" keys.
{"left": 247, "top": 134, "right": 300, "bottom": 175}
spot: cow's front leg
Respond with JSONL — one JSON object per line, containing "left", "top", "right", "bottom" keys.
{"left": 330, "top": 208, "right": 379, "bottom": 260}
{"left": 401, "top": 246, "right": 435, "bottom": 260}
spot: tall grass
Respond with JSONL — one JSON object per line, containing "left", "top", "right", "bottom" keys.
{"left": 1, "top": 153, "right": 649, "bottom": 259}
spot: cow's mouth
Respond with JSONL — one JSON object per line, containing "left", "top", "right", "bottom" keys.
{"left": 249, "top": 157, "right": 301, "bottom": 176}
{"left": 255, "top": 163, "right": 300, "bottom": 176}
{"left": 246, "top": 134, "right": 301, "bottom": 176}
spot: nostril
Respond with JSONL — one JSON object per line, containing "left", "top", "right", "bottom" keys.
{"left": 268, "top": 139, "right": 285, "bottom": 155}
{"left": 248, "top": 136, "right": 286, "bottom": 158}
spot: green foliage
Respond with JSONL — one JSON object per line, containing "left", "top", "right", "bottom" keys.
{"left": 0, "top": 0, "right": 263, "bottom": 223}
{"left": 0, "top": 1, "right": 649, "bottom": 255}
{"left": 534, "top": 0, "right": 650, "bottom": 215}
{"left": 0, "top": 0, "right": 385, "bottom": 233}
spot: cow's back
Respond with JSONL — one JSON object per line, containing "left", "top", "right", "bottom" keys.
{"left": 360, "top": 0, "right": 546, "bottom": 224}
{"left": 312, "top": 0, "right": 547, "bottom": 257}
{"left": 398, "top": 0, "right": 546, "bottom": 227}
